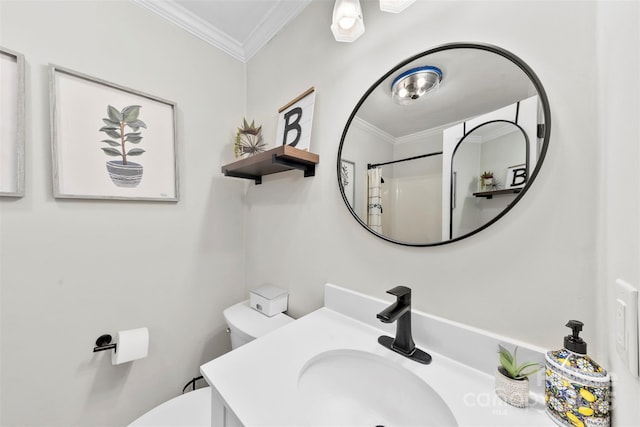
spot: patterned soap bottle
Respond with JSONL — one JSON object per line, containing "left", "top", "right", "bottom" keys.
{"left": 545, "top": 320, "right": 611, "bottom": 427}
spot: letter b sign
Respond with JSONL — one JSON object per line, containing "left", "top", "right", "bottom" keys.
{"left": 276, "top": 89, "right": 316, "bottom": 151}
{"left": 282, "top": 107, "right": 303, "bottom": 147}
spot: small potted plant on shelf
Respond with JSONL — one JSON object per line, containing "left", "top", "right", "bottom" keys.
{"left": 234, "top": 118, "right": 266, "bottom": 159}
{"left": 495, "top": 344, "right": 543, "bottom": 408}
{"left": 480, "top": 171, "right": 494, "bottom": 191}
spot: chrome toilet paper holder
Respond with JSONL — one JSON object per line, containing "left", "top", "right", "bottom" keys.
{"left": 93, "top": 334, "right": 117, "bottom": 353}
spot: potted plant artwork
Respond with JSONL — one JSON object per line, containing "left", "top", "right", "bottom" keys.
{"left": 235, "top": 118, "right": 266, "bottom": 159}
{"left": 495, "top": 345, "right": 543, "bottom": 408}
{"left": 99, "top": 105, "right": 147, "bottom": 188}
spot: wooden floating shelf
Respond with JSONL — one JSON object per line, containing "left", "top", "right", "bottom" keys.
{"left": 221, "top": 145, "right": 319, "bottom": 185}
{"left": 473, "top": 188, "right": 522, "bottom": 199}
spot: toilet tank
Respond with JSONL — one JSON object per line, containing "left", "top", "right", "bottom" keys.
{"left": 223, "top": 300, "right": 294, "bottom": 349}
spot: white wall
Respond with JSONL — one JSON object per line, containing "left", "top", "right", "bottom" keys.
{"left": 0, "top": 1, "right": 246, "bottom": 425}
{"left": 247, "top": 0, "right": 599, "bottom": 346}
{"left": 597, "top": 1, "right": 640, "bottom": 426}
{"left": 452, "top": 136, "right": 481, "bottom": 238}
{"left": 247, "top": 0, "right": 640, "bottom": 423}
{"left": 2, "top": 1, "right": 638, "bottom": 426}
{"left": 341, "top": 119, "right": 392, "bottom": 219}
{"left": 387, "top": 174, "right": 442, "bottom": 242}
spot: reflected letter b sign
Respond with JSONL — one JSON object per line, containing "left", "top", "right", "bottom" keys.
{"left": 506, "top": 164, "right": 527, "bottom": 189}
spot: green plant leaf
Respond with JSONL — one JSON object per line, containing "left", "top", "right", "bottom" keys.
{"left": 102, "top": 118, "right": 120, "bottom": 127}
{"left": 498, "top": 345, "right": 517, "bottom": 378}
{"left": 127, "top": 119, "right": 147, "bottom": 131}
{"left": 99, "top": 128, "right": 121, "bottom": 139}
{"left": 499, "top": 353, "right": 516, "bottom": 377}
{"left": 498, "top": 345, "right": 541, "bottom": 379}
{"left": 124, "top": 133, "right": 143, "bottom": 144}
{"left": 100, "top": 139, "right": 121, "bottom": 147}
{"left": 107, "top": 105, "right": 122, "bottom": 122}
{"left": 126, "top": 148, "right": 145, "bottom": 156}
{"left": 498, "top": 345, "right": 514, "bottom": 364}
{"left": 122, "top": 105, "right": 142, "bottom": 123}
{"left": 101, "top": 147, "right": 122, "bottom": 157}
{"left": 515, "top": 362, "right": 543, "bottom": 379}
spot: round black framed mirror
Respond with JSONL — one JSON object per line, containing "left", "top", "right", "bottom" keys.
{"left": 337, "top": 43, "right": 551, "bottom": 246}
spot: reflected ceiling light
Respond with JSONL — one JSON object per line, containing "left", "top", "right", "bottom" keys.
{"left": 391, "top": 66, "right": 443, "bottom": 105}
{"left": 380, "top": 0, "right": 416, "bottom": 13}
{"left": 331, "top": 0, "right": 365, "bottom": 42}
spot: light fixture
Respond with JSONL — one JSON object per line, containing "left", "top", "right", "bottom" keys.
{"left": 391, "top": 66, "right": 443, "bottom": 105}
{"left": 331, "top": 0, "right": 365, "bottom": 42}
{"left": 379, "top": 0, "right": 416, "bottom": 13}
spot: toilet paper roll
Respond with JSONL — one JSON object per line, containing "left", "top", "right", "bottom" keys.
{"left": 112, "top": 327, "right": 149, "bottom": 365}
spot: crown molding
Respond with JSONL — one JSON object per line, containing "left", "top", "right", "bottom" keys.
{"left": 134, "top": 0, "right": 244, "bottom": 61}
{"left": 133, "top": 0, "right": 310, "bottom": 63}
{"left": 352, "top": 117, "right": 396, "bottom": 145}
{"left": 243, "top": 0, "right": 311, "bottom": 61}
{"left": 395, "top": 123, "right": 451, "bottom": 145}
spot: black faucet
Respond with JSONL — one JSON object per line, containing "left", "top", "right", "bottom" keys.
{"left": 377, "top": 286, "right": 431, "bottom": 364}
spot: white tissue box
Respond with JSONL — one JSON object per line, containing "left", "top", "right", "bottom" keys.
{"left": 250, "top": 285, "right": 288, "bottom": 317}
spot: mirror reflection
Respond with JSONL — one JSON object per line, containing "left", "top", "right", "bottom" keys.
{"left": 337, "top": 43, "right": 550, "bottom": 246}
{"left": 450, "top": 121, "right": 529, "bottom": 240}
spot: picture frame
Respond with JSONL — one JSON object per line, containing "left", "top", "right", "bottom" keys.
{"left": 49, "top": 65, "right": 179, "bottom": 201}
{"left": 505, "top": 163, "right": 527, "bottom": 189}
{"left": 0, "top": 47, "right": 25, "bottom": 197}
{"left": 340, "top": 159, "right": 355, "bottom": 209}
{"left": 275, "top": 87, "right": 316, "bottom": 151}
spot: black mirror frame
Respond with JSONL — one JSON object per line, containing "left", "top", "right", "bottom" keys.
{"left": 336, "top": 42, "right": 551, "bottom": 247}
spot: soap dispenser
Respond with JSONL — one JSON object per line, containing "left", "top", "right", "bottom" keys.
{"left": 545, "top": 320, "right": 610, "bottom": 427}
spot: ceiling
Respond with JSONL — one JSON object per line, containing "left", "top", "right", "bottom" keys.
{"left": 134, "top": 0, "right": 312, "bottom": 62}
{"left": 133, "top": 2, "right": 537, "bottom": 141}
{"left": 356, "top": 47, "right": 538, "bottom": 139}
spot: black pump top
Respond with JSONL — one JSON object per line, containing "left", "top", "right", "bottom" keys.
{"left": 564, "top": 320, "right": 587, "bottom": 354}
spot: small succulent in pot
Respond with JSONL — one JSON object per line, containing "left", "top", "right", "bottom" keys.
{"left": 480, "top": 171, "right": 494, "bottom": 180}
{"left": 480, "top": 170, "right": 494, "bottom": 190}
{"left": 235, "top": 118, "right": 266, "bottom": 158}
{"left": 495, "top": 345, "right": 543, "bottom": 408}
{"left": 498, "top": 344, "right": 542, "bottom": 380}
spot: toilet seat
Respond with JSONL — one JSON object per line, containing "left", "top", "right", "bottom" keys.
{"left": 127, "top": 387, "right": 211, "bottom": 426}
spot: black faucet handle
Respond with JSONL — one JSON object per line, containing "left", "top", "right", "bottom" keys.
{"left": 386, "top": 286, "right": 411, "bottom": 301}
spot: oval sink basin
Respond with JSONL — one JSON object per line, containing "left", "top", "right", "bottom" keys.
{"left": 296, "top": 349, "right": 458, "bottom": 426}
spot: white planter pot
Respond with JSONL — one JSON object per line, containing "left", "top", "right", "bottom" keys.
{"left": 495, "top": 366, "right": 529, "bottom": 408}
{"left": 106, "top": 160, "right": 143, "bottom": 188}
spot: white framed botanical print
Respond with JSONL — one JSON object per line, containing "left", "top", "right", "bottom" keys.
{"left": 49, "top": 65, "right": 179, "bottom": 201}
{"left": 0, "top": 47, "right": 25, "bottom": 197}
{"left": 340, "top": 159, "right": 355, "bottom": 208}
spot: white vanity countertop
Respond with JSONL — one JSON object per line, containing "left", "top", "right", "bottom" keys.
{"left": 200, "top": 307, "right": 551, "bottom": 427}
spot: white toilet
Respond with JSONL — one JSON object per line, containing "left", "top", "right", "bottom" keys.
{"left": 128, "top": 299, "right": 294, "bottom": 426}
{"left": 224, "top": 299, "right": 294, "bottom": 348}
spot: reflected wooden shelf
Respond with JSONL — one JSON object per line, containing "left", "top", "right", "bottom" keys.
{"left": 221, "top": 145, "right": 319, "bottom": 185}
{"left": 473, "top": 188, "right": 522, "bottom": 199}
